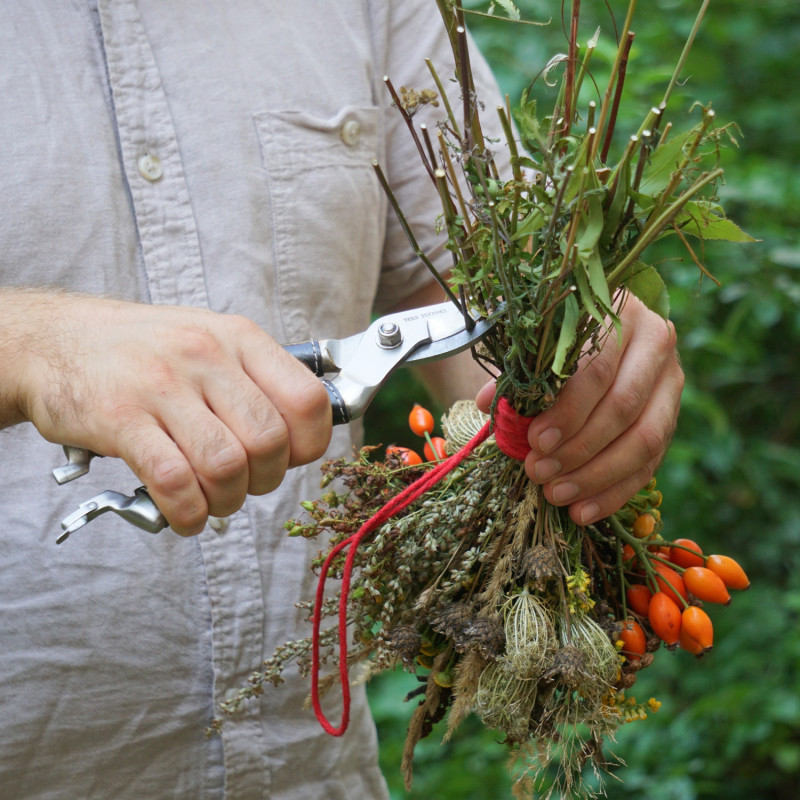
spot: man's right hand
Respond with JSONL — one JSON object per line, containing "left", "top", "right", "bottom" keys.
{"left": 0, "top": 290, "right": 332, "bottom": 535}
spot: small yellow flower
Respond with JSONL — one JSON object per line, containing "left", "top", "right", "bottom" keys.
{"left": 648, "top": 697, "right": 662, "bottom": 712}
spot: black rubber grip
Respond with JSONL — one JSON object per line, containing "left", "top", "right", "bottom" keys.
{"left": 283, "top": 340, "right": 325, "bottom": 377}
{"left": 323, "top": 379, "right": 350, "bottom": 425}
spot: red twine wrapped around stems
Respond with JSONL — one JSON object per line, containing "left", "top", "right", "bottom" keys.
{"left": 493, "top": 396, "right": 534, "bottom": 461}
{"left": 310, "top": 396, "right": 533, "bottom": 735}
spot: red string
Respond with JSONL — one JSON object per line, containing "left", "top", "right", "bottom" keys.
{"left": 310, "top": 398, "right": 533, "bottom": 736}
{"left": 494, "top": 396, "right": 534, "bottom": 461}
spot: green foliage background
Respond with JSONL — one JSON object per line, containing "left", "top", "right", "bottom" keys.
{"left": 364, "top": 1, "right": 800, "bottom": 797}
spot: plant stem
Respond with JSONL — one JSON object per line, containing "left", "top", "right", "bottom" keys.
{"left": 372, "top": 161, "right": 462, "bottom": 309}
{"left": 592, "top": 0, "right": 639, "bottom": 161}
{"left": 661, "top": 0, "right": 712, "bottom": 108}
{"left": 600, "top": 31, "right": 635, "bottom": 163}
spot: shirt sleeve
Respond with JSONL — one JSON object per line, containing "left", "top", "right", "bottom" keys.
{"left": 371, "top": 0, "right": 509, "bottom": 313}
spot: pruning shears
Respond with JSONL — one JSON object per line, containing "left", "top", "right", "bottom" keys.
{"left": 54, "top": 301, "right": 497, "bottom": 543}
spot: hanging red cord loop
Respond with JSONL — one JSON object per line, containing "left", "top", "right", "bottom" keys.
{"left": 310, "top": 397, "right": 534, "bottom": 736}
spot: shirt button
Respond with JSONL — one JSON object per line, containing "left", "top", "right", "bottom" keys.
{"left": 340, "top": 119, "right": 361, "bottom": 147}
{"left": 208, "top": 515, "right": 229, "bottom": 534}
{"left": 137, "top": 153, "right": 163, "bottom": 182}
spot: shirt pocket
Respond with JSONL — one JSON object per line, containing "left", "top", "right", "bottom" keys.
{"left": 254, "top": 106, "right": 383, "bottom": 341}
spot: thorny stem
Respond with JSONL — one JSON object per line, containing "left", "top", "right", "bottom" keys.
{"left": 425, "top": 59, "right": 461, "bottom": 139}
{"left": 372, "top": 161, "right": 463, "bottom": 310}
{"left": 661, "top": 0, "right": 712, "bottom": 108}
{"left": 600, "top": 31, "right": 635, "bottom": 163}
{"left": 592, "top": 0, "right": 639, "bottom": 162}
{"left": 562, "top": 0, "right": 581, "bottom": 138}
{"left": 607, "top": 166, "right": 725, "bottom": 287}
{"left": 672, "top": 223, "right": 722, "bottom": 285}
{"left": 437, "top": 129, "right": 472, "bottom": 234}
{"left": 383, "top": 76, "right": 435, "bottom": 182}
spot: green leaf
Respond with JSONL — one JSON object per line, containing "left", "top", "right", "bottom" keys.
{"left": 601, "top": 158, "right": 631, "bottom": 247}
{"left": 585, "top": 246, "right": 613, "bottom": 310}
{"left": 513, "top": 206, "right": 546, "bottom": 239}
{"left": 626, "top": 262, "right": 671, "bottom": 320}
{"left": 487, "top": 0, "right": 521, "bottom": 20}
{"left": 574, "top": 262, "right": 605, "bottom": 327}
{"left": 552, "top": 292, "right": 580, "bottom": 377}
{"left": 638, "top": 128, "right": 694, "bottom": 197}
{"left": 675, "top": 201, "right": 757, "bottom": 242}
{"left": 574, "top": 195, "right": 604, "bottom": 257}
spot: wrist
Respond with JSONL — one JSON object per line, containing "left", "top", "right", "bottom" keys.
{"left": 0, "top": 287, "right": 74, "bottom": 429}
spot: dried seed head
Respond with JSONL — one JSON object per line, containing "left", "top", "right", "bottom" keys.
{"left": 618, "top": 672, "right": 637, "bottom": 690}
{"left": 564, "top": 614, "right": 621, "bottom": 691}
{"left": 502, "top": 591, "right": 557, "bottom": 679}
{"left": 544, "top": 645, "right": 589, "bottom": 687}
{"left": 646, "top": 636, "right": 662, "bottom": 653}
{"left": 429, "top": 603, "right": 474, "bottom": 639}
{"left": 385, "top": 624, "right": 422, "bottom": 665}
{"left": 519, "top": 544, "right": 561, "bottom": 590}
{"left": 441, "top": 400, "right": 492, "bottom": 450}
{"left": 474, "top": 661, "right": 538, "bottom": 737}
{"left": 461, "top": 616, "right": 506, "bottom": 659}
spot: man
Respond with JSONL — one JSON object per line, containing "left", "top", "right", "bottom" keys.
{"left": 0, "top": 2, "right": 682, "bottom": 798}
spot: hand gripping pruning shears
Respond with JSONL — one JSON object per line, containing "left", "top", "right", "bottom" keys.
{"left": 53, "top": 301, "right": 496, "bottom": 542}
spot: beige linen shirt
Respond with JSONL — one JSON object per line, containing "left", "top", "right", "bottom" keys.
{"left": 0, "top": 2, "right": 503, "bottom": 798}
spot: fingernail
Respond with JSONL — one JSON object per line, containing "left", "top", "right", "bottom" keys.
{"left": 552, "top": 481, "right": 579, "bottom": 504}
{"left": 580, "top": 503, "right": 600, "bottom": 526}
{"left": 534, "top": 458, "right": 561, "bottom": 482}
{"left": 538, "top": 427, "right": 562, "bottom": 453}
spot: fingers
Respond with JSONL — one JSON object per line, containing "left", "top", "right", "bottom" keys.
{"left": 142, "top": 317, "right": 331, "bottom": 532}
{"left": 524, "top": 296, "right": 683, "bottom": 523}
{"left": 9, "top": 293, "right": 334, "bottom": 535}
{"left": 475, "top": 379, "right": 496, "bottom": 413}
{"left": 527, "top": 362, "right": 681, "bottom": 524}
{"left": 471, "top": 295, "right": 683, "bottom": 526}
{"left": 238, "top": 327, "right": 332, "bottom": 469}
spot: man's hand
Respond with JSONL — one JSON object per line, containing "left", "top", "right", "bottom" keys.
{"left": 2, "top": 290, "right": 332, "bottom": 535}
{"left": 477, "top": 295, "right": 684, "bottom": 525}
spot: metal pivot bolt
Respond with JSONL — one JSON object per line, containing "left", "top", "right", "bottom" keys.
{"left": 377, "top": 321, "right": 402, "bottom": 349}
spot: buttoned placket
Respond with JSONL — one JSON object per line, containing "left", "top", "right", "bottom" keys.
{"left": 95, "top": 2, "right": 271, "bottom": 796}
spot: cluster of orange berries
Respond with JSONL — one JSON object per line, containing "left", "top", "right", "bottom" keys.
{"left": 385, "top": 404, "right": 448, "bottom": 466}
{"left": 618, "top": 509, "right": 750, "bottom": 661}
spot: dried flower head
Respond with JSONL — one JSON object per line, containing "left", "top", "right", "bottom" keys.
{"left": 385, "top": 624, "right": 423, "bottom": 666}
{"left": 461, "top": 616, "right": 506, "bottom": 659}
{"left": 519, "top": 544, "right": 561, "bottom": 591}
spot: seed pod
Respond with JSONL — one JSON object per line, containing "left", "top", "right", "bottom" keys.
{"left": 668, "top": 537, "right": 704, "bottom": 569}
{"left": 544, "top": 645, "right": 589, "bottom": 687}
{"left": 683, "top": 566, "right": 732, "bottom": 605}
{"left": 461, "top": 616, "right": 506, "bottom": 659}
{"left": 681, "top": 606, "right": 713, "bottom": 652}
{"left": 654, "top": 563, "right": 688, "bottom": 606}
{"left": 385, "top": 624, "right": 422, "bottom": 665}
{"left": 648, "top": 592, "right": 682, "bottom": 646}
{"left": 429, "top": 602, "right": 473, "bottom": 640}
{"left": 519, "top": 544, "right": 561, "bottom": 590}
{"left": 618, "top": 619, "right": 647, "bottom": 662}
{"left": 626, "top": 583, "right": 653, "bottom": 617}
{"left": 706, "top": 554, "right": 750, "bottom": 591}
{"left": 502, "top": 592, "right": 557, "bottom": 678}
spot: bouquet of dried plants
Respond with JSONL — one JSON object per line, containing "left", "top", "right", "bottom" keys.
{"left": 221, "top": 1, "right": 753, "bottom": 796}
